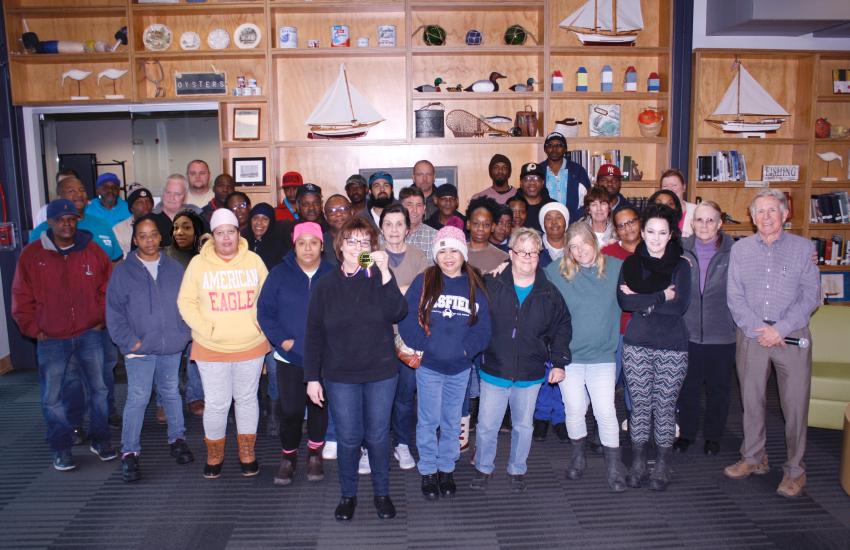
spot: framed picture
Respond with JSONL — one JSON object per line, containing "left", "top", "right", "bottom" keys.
{"left": 232, "top": 157, "right": 266, "bottom": 186}
{"left": 233, "top": 108, "right": 261, "bottom": 141}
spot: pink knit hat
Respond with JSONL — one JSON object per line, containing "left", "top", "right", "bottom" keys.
{"left": 432, "top": 225, "right": 468, "bottom": 261}
{"left": 292, "top": 221, "right": 323, "bottom": 243}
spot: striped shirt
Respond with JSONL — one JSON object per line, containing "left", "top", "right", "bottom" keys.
{"left": 727, "top": 231, "right": 820, "bottom": 339}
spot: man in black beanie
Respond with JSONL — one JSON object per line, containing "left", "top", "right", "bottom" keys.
{"left": 472, "top": 154, "right": 517, "bottom": 205}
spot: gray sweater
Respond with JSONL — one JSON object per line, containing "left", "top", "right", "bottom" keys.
{"left": 682, "top": 233, "right": 736, "bottom": 345}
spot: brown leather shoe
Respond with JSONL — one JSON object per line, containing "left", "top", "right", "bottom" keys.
{"left": 273, "top": 454, "right": 296, "bottom": 486}
{"left": 777, "top": 473, "right": 806, "bottom": 498}
{"left": 156, "top": 407, "right": 166, "bottom": 425}
{"left": 188, "top": 400, "right": 205, "bottom": 417}
{"left": 237, "top": 433, "right": 259, "bottom": 476}
{"left": 307, "top": 448, "right": 324, "bottom": 482}
{"left": 203, "top": 437, "right": 226, "bottom": 479}
{"left": 724, "top": 455, "right": 769, "bottom": 479}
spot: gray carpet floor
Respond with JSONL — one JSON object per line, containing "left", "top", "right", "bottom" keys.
{"left": 0, "top": 369, "right": 848, "bottom": 550}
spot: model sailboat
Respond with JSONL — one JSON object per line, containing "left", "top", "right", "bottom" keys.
{"left": 559, "top": 0, "right": 643, "bottom": 46}
{"left": 706, "top": 61, "right": 789, "bottom": 134}
{"left": 306, "top": 64, "right": 384, "bottom": 139}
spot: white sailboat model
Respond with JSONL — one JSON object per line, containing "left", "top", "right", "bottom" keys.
{"left": 306, "top": 64, "right": 384, "bottom": 139}
{"left": 559, "top": 0, "right": 643, "bottom": 46}
{"left": 706, "top": 61, "right": 789, "bottom": 134}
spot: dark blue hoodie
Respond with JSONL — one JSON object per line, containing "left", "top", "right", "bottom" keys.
{"left": 398, "top": 270, "right": 492, "bottom": 376}
{"left": 106, "top": 251, "right": 191, "bottom": 356}
{"left": 257, "top": 250, "right": 333, "bottom": 365}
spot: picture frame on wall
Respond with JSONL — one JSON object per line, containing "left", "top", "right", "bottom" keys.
{"left": 233, "top": 157, "right": 266, "bottom": 186}
{"left": 233, "top": 108, "right": 261, "bottom": 141}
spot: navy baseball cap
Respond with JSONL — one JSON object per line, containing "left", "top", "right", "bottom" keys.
{"left": 296, "top": 183, "right": 322, "bottom": 201}
{"left": 47, "top": 199, "right": 80, "bottom": 220}
{"left": 368, "top": 171, "right": 393, "bottom": 187}
{"left": 520, "top": 162, "right": 545, "bottom": 180}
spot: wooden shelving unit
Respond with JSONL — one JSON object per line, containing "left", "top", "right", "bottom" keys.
{"left": 3, "top": 0, "right": 675, "bottom": 207}
{"left": 690, "top": 49, "right": 850, "bottom": 272}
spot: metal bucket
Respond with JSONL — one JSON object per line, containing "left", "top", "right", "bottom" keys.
{"left": 415, "top": 102, "right": 445, "bottom": 138}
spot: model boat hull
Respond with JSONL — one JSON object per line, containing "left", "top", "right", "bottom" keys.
{"left": 308, "top": 121, "right": 379, "bottom": 139}
{"left": 707, "top": 119, "right": 785, "bottom": 133}
{"left": 573, "top": 31, "right": 638, "bottom": 45}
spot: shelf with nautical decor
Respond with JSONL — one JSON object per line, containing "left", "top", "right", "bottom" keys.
{"left": 550, "top": 0, "right": 671, "bottom": 49}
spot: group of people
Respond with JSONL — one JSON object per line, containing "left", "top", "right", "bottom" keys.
{"left": 12, "top": 131, "right": 821, "bottom": 523}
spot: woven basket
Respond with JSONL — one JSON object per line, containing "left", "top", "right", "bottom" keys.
{"left": 639, "top": 117, "right": 663, "bottom": 138}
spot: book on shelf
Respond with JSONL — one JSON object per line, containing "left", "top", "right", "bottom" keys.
{"left": 696, "top": 150, "right": 747, "bottom": 182}
{"left": 568, "top": 149, "right": 624, "bottom": 184}
{"left": 811, "top": 234, "right": 850, "bottom": 266}
{"left": 810, "top": 191, "right": 850, "bottom": 224}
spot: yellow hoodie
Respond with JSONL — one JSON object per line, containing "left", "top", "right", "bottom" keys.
{"left": 177, "top": 237, "right": 269, "bottom": 353}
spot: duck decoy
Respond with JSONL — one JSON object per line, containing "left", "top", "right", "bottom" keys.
{"left": 414, "top": 77, "right": 444, "bottom": 92}
{"left": 446, "top": 83, "right": 463, "bottom": 92}
{"left": 509, "top": 77, "right": 536, "bottom": 92}
{"left": 464, "top": 72, "right": 506, "bottom": 92}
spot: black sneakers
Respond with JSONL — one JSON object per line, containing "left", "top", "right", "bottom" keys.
{"left": 421, "top": 474, "right": 439, "bottom": 500}
{"left": 89, "top": 442, "right": 118, "bottom": 461}
{"left": 122, "top": 453, "right": 141, "bottom": 482}
{"left": 53, "top": 450, "right": 76, "bottom": 471}
{"left": 169, "top": 439, "right": 194, "bottom": 465}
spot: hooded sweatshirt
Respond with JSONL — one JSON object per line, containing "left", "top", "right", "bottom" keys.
{"left": 398, "top": 270, "right": 492, "bottom": 376}
{"left": 106, "top": 251, "right": 191, "bottom": 356}
{"left": 177, "top": 237, "right": 269, "bottom": 355}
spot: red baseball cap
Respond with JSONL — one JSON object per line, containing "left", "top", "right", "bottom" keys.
{"left": 281, "top": 171, "right": 304, "bottom": 187}
{"left": 596, "top": 164, "right": 621, "bottom": 178}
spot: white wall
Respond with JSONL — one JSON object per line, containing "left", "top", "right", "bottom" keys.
{"left": 693, "top": 0, "right": 850, "bottom": 50}
{"left": 54, "top": 118, "right": 134, "bottom": 196}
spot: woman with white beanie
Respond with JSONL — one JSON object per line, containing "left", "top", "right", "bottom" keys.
{"left": 538, "top": 202, "right": 570, "bottom": 268}
{"left": 177, "top": 208, "right": 269, "bottom": 479}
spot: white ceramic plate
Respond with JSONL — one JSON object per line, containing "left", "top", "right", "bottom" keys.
{"left": 143, "top": 24, "right": 172, "bottom": 52}
{"left": 179, "top": 31, "right": 200, "bottom": 51}
{"left": 234, "top": 23, "right": 261, "bottom": 49}
{"left": 207, "top": 28, "right": 230, "bottom": 50}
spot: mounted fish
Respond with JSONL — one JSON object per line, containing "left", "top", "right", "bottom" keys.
{"left": 465, "top": 72, "right": 506, "bottom": 92}
{"left": 97, "top": 68, "right": 128, "bottom": 99}
{"left": 560, "top": 0, "right": 643, "bottom": 46}
{"left": 306, "top": 64, "right": 385, "bottom": 139}
{"left": 415, "top": 78, "right": 444, "bottom": 92}
{"left": 705, "top": 59, "right": 789, "bottom": 135}
{"left": 61, "top": 69, "right": 92, "bottom": 100}
{"left": 509, "top": 78, "right": 536, "bottom": 92}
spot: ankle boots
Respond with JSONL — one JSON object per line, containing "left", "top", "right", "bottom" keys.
{"left": 237, "top": 434, "right": 259, "bottom": 477}
{"left": 650, "top": 445, "right": 673, "bottom": 491}
{"left": 602, "top": 446, "right": 627, "bottom": 492}
{"left": 566, "top": 437, "right": 587, "bottom": 480}
{"left": 627, "top": 444, "right": 648, "bottom": 488}
{"left": 203, "top": 437, "right": 225, "bottom": 479}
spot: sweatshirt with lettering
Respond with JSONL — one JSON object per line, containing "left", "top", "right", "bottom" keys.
{"left": 398, "top": 271, "right": 492, "bottom": 376}
{"left": 177, "top": 237, "right": 269, "bottom": 354}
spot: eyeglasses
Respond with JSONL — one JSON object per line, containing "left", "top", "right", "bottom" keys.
{"left": 327, "top": 206, "right": 351, "bottom": 214}
{"left": 344, "top": 238, "right": 372, "bottom": 248}
{"left": 230, "top": 202, "right": 248, "bottom": 210}
{"left": 511, "top": 249, "right": 539, "bottom": 259}
{"left": 693, "top": 217, "right": 718, "bottom": 225}
{"left": 615, "top": 218, "right": 638, "bottom": 230}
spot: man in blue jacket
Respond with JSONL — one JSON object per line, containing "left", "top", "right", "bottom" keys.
{"left": 540, "top": 132, "right": 591, "bottom": 223}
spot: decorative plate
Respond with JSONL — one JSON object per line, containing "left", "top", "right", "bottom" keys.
{"left": 207, "top": 28, "right": 230, "bottom": 50}
{"left": 179, "top": 31, "right": 200, "bottom": 51}
{"left": 143, "top": 24, "right": 172, "bottom": 52}
{"left": 233, "top": 23, "right": 261, "bottom": 49}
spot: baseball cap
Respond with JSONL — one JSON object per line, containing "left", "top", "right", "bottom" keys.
{"left": 281, "top": 171, "right": 304, "bottom": 188}
{"left": 47, "top": 199, "right": 80, "bottom": 220}
{"left": 520, "top": 162, "right": 545, "bottom": 180}
{"left": 596, "top": 164, "right": 622, "bottom": 179}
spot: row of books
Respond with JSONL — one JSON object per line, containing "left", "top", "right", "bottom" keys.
{"left": 811, "top": 191, "right": 850, "bottom": 224}
{"left": 812, "top": 235, "right": 850, "bottom": 266}
{"left": 695, "top": 151, "right": 748, "bottom": 182}
{"left": 568, "top": 149, "right": 638, "bottom": 183}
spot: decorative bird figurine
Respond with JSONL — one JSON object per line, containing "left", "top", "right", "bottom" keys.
{"left": 465, "top": 72, "right": 506, "bottom": 92}
{"left": 61, "top": 69, "right": 92, "bottom": 100}
{"left": 414, "top": 77, "right": 444, "bottom": 92}
{"left": 509, "top": 77, "right": 536, "bottom": 92}
{"left": 97, "top": 68, "right": 128, "bottom": 99}
{"left": 446, "top": 83, "right": 463, "bottom": 92}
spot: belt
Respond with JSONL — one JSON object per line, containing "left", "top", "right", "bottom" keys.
{"left": 763, "top": 320, "right": 776, "bottom": 326}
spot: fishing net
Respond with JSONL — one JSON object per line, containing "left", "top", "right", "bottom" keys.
{"left": 445, "top": 109, "right": 511, "bottom": 138}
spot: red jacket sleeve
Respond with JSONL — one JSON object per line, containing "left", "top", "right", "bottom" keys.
{"left": 11, "top": 247, "right": 40, "bottom": 339}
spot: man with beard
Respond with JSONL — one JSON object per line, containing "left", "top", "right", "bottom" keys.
{"left": 275, "top": 171, "right": 303, "bottom": 222}
{"left": 472, "top": 154, "right": 517, "bottom": 204}
{"left": 540, "top": 132, "right": 590, "bottom": 223}
{"left": 322, "top": 194, "right": 353, "bottom": 266}
{"left": 514, "top": 163, "right": 554, "bottom": 233}
{"left": 112, "top": 186, "right": 173, "bottom": 256}
{"left": 86, "top": 173, "right": 131, "bottom": 227}
{"left": 344, "top": 174, "right": 368, "bottom": 217}
{"left": 425, "top": 184, "right": 466, "bottom": 231}
{"left": 296, "top": 183, "right": 328, "bottom": 230}
{"left": 360, "top": 171, "right": 396, "bottom": 229}
{"left": 412, "top": 160, "right": 439, "bottom": 220}
{"left": 201, "top": 174, "right": 236, "bottom": 225}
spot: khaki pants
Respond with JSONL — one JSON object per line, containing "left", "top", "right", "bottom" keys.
{"left": 736, "top": 327, "right": 811, "bottom": 478}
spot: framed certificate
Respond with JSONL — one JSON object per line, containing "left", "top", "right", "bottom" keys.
{"left": 233, "top": 108, "right": 261, "bottom": 141}
{"left": 233, "top": 157, "right": 266, "bottom": 186}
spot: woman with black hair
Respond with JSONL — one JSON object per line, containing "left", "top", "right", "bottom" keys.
{"left": 398, "top": 225, "right": 491, "bottom": 500}
{"left": 617, "top": 203, "right": 691, "bottom": 492}
{"left": 648, "top": 189, "right": 683, "bottom": 228}
{"left": 226, "top": 191, "right": 252, "bottom": 234}
{"left": 165, "top": 209, "right": 205, "bottom": 268}
{"left": 245, "top": 202, "right": 288, "bottom": 270}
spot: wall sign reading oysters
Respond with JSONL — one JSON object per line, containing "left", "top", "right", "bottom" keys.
{"left": 143, "top": 24, "right": 172, "bottom": 52}
{"left": 207, "top": 28, "right": 230, "bottom": 50}
{"left": 180, "top": 31, "right": 200, "bottom": 51}
{"left": 234, "top": 23, "right": 261, "bottom": 49}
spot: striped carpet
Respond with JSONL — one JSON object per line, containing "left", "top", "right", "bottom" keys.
{"left": 0, "top": 370, "right": 847, "bottom": 549}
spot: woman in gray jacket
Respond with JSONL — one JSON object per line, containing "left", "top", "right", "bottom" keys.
{"left": 674, "top": 201, "right": 736, "bottom": 456}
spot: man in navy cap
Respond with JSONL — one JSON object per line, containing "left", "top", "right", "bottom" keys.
{"left": 425, "top": 183, "right": 466, "bottom": 231}
{"left": 540, "top": 131, "right": 590, "bottom": 223}
{"left": 344, "top": 174, "right": 369, "bottom": 218}
{"left": 296, "top": 183, "right": 328, "bottom": 230}
{"left": 86, "top": 172, "right": 131, "bottom": 227}
{"left": 360, "top": 172, "right": 396, "bottom": 229}
{"left": 12, "top": 199, "right": 117, "bottom": 471}
{"left": 113, "top": 186, "right": 173, "bottom": 256}
{"left": 515, "top": 162, "right": 555, "bottom": 233}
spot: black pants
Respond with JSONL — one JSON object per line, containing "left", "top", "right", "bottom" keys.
{"left": 677, "top": 341, "right": 736, "bottom": 441}
{"left": 276, "top": 360, "right": 328, "bottom": 452}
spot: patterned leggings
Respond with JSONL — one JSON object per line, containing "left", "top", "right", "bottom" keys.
{"left": 622, "top": 344, "right": 688, "bottom": 447}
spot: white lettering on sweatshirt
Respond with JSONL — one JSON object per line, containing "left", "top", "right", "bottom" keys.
{"left": 433, "top": 294, "right": 478, "bottom": 319}
{"left": 202, "top": 268, "right": 260, "bottom": 290}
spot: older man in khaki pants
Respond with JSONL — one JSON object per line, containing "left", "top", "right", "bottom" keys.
{"left": 724, "top": 188, "right": 820, "bottom": 498}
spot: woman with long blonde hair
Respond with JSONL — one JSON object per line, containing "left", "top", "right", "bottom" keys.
{"left": 545, "top": 222, "right": 626, "bottom": 492}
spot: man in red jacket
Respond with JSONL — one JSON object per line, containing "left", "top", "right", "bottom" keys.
{"left": 12, "top": 199, "right": 117, "bottom": 471}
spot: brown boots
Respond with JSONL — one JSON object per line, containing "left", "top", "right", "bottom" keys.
{"left": 203, "top": 437, "right": 225, "bottom": 479}
{"left": 273, "top": 447, "right": 325, "bottom": 487}
{"left": 237, "top": 434, "right": 259, "bottom": 476}
{"left": 307, "top": 447, "right": 324, "bottom": 482}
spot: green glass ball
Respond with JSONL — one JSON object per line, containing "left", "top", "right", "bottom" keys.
{"left": 423, "top": 25, "right": 447, "bottom": 46}
{"left": 504, "top": 25, "right": 527, "bottom": 46}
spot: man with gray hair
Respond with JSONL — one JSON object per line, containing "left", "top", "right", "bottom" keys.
{"left": 724, "top": 188, "right": 820, "bottom": 498}
{"left": 154, "top": 174, "right": 202, "bottom": 221}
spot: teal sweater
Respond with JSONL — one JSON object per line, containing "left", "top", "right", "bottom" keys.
{"left": 544, "top": 257, "right": 623, "bottom": 364}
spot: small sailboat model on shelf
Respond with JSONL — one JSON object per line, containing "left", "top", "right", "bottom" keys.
{"left": 559, "top": 0, "right": 643, "bottom": 46}
{"left": 705, "top": 60, "right": 789, "bottom": 135}
{"left": 306, "top": 64, "right": 384, "bottom": 139}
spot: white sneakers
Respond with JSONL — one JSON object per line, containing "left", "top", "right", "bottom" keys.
{"left": 393, "top": 444, "right": 416, "bottom": 470}
{"left": 358, "top": 447, "right": 371, "bottom": 474}
{"left": 322, "top": 441, "right": 337, "bottom": 460}
{"left": 459, "top": 415, "right": 471, "bottom": 452}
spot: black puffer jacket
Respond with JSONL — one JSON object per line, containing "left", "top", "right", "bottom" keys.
{"left": 482, "top": 263, "right": 572, "bottom": 382}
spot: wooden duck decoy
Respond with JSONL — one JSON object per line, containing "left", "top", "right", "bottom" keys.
{"left": 414, "top": 77, "right": 444, "bottom": 92}
{"left": 464, "top": 72, "right": 506, "bottom": 92}
{"left": 446, "top": 83, "right": 463, "bottom": 92}
{"left": 509, "top": 77, "right": 536, "bottom": 92}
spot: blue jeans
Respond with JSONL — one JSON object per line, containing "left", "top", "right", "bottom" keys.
{"left": 325, "top": 375, "right": 398, "bottom": 498}
{"left": 102, "top": 330, "right": 117, "bottom": 416}
{"left": 63, "top": 358, "right": 85, "bottom": 426}
{"left": 416, "top": 366, "right": 469, "bottom": 475}
{"left": 122, "top": 353, "right": 185, "bottom": 454}
{"left": 462, "top": 356, "right": 481, "bottom": 416}
{"left": 616, "top": 334, "right": 632, "bottom": 411}
{"left": 325, "top": 402, "right": 336, "bottom": 442}
{"left": 391, "top": 363, "right": 416, "bottom": 447}
{"left": 37, "top": 329, "right": 110, "bottom": 452}
{"left": 473, "top": 379, "right": 542, "bottom": 476}
{"left": 184, "top": 343, "right": 204, "bottom": 403}
{"left": 264, "top": 352, "right": 279, "bottom": 401}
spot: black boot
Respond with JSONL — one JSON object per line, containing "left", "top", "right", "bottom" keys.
{"left": 566, "top": 437, "right": 586, "bottom": 480}
{"left": 626, "top": 444, "right": 648, "bottom": 488}
{"left": 266, "top": 399, "right": 280, "bottom": 437}
{"left": 588, "top": 430, "right": 603, "bottom": 455}
{"left": 421, "top": 474, "right": 439, "bottom": 500}
{"left": 438, "top": 471, "right": 456, "bottom": 498}
{"left": 650, "top": 445, "right": 673, "bottom": 491}
{"left": 602, "top": 446, "right": 627, "bottom": 492}
{"left": 533, "top": 419, "right": 549, "bottom": 442}
{"left": 469, "top": 397, "right": 480, "bottom": 433}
